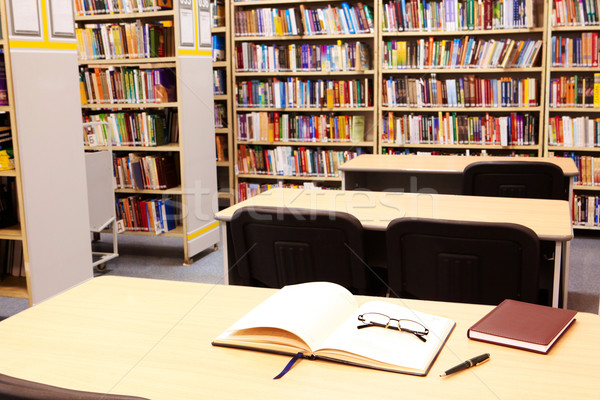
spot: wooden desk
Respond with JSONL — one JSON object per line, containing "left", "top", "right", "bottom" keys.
{"left": 0, "top": 276, "right": 597, "bottom": 400}
{"left": 339, "top": 154, "right": 579, "bottom": 199}
{"left": 215, "top": 188, "right": 573, "bottom": 307}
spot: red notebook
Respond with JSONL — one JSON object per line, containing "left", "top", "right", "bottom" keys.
{"left": 467, "top": 300, "right": 577, "bottom": 354}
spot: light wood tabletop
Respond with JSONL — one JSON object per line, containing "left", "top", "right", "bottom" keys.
{"left": 215, "top": 188, "right": 573, "bottom": 241}
{"left": 0, "top": 276, "right": 597, "bottom": 400}
{"left": 338, "top": 154, "right": 580, "bottom": 176}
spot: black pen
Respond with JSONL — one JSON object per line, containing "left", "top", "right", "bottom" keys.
{"left": 440, "top": 353, "right": 490, "bottom": 377}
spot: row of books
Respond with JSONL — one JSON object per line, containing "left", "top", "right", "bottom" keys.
{"left": 82, "top": 110, "right": 176, "bottom": 147}
{"left": 382, "top": 111, "right": 538, "bottom": 145}
{"left": 76, "top": 23, "right": 174, "bottom": 61}
{"left": 548, "top": 74, "right": 600, "bottom": 107}
{"left": 236, "top": 112, "right": 366, "bottom": 143}
{"left": 382, "top": 0, "right": 535, "bottom": 32}
{"left": 74, "top": 0, "right": 173, "bottom": 15}
{"left": 551, "top": 33, "right": 600, "bottom": 67}
{"left": 560, "top": 153, "right": 600, "bottom": 186}
{"left": 547, "top": 116, "right": 600, "bottom": 147}
{"left": 382, "top": 37, "right": 541, "bottom": 69}
{"left": 235, "top": 41, "right": 370, "bottom": 73}
{"left": 573, "top": 194, "right": 600, "bottom": 226}
{"left": 211, "top": 0, "right": 226, "bottom": 28}
{"left": 79, "top": 67, "right": 176, "bottom": 105}
{"left": 298, "top": 3, "right": 374, "bottom": 35}
{"left": 113, "top": 153, "right": 178, "bottom": 190}
{"left": 213, "top": 69, "right": 226, "bottom": 95}
{"left": 0, "top": 240, "right": 23, "bottom": 280}
{"left": 234, "top": 7, "right": 302, "bottom": 37}
{"left": 237, "top": 145, "right": 362, "bottom": 177}
{"left": 215, "top": 104, "right": 227, "bottom": 129}
{"left": 234, "top": 3, "right": 374, "bottom": 37}
{"left": 235, "top": 78, "right": 373, "bottom": 109}
{"left": 552, "top": 0, "right": 600, "bottom": 26}
{"left": 115, "top": 195, "right": 176, "bottom": 234}
{"left": 382, "top": 76, "right": 539, "bottom": 108}
{"left": 237, "top": 181, "right": 327, "bottom": 202}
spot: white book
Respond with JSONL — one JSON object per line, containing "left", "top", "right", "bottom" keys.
{"left": 213, "top": 282, "right": 455, "bottom": 376}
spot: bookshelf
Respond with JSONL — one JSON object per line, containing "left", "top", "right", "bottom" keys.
{"left": 379, "top": 0, "right": 547, "bottom": 158}
{"left": 231, "top": 0, "right": 378, "bottom": 201}
{"left": 75, "top": 0, "right": 219, "bottom": 264}
{"left": 0, "top": 0, "right": 93, "bottom": 305}
{"left": 212, "top": 0, "right": 234, "bottom": 208}
{"left": 544, "top": 0, "right": 600, "bottom": 229}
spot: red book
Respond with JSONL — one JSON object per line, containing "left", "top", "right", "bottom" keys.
{"left": 468, "top": 300, "right": 577, "bottom": 354}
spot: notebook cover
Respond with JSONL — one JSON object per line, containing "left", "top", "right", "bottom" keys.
{"left": 467, "top": 299, "right": 577, "bottom": 354}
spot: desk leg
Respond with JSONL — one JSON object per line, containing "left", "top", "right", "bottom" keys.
{"left": 562, "top": 240, "right": 570, "bottom": 309}
{"left": 553, "top": 242, "right": 562, "bottom": 308}
{"left": 220, "top": 222, "right": 229, "bottom": 285}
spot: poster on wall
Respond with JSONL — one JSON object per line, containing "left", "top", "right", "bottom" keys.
{"left": 49, "top": 0, "right": 76, "bottom": 38}
{"left": 9, "top": 0, "right": 41, "bottom": 37}
{"left": 179, "top": 0, "right": 195, "bottom": 47}
{"left": 197, "top": 0, "right": 211, "bottom": 48}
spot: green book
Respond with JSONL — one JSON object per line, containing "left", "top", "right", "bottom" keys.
{"left": 467, "top": 0, "right": 474, "bottom": 30}
{"left": 351, "top": 115, "right": 365, "bottom": 142}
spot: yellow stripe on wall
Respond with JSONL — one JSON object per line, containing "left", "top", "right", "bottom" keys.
{"left": 178, "top": 49, "right": 212, "bottom": 57}
{"left": 187, "top": 221, "right": 219, "bottom": 241}
{"left": 9, "top": 41, "right": 77, "bottom": 51}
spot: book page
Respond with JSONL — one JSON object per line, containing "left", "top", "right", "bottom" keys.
{"left": 315, "top": 300, "right": 454, "bottom": 373}
{"left": 217, "top": 282, "right": 358, "bottom": 352}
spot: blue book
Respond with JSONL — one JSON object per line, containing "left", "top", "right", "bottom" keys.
{"left": 285, "top": 9, "right": 292, "bottom": 35}
{"left": 162, "top": 198, "right": 176, "bottom": 232}
{"left": 341, "top": 3, "right": 356, "bottom": 34}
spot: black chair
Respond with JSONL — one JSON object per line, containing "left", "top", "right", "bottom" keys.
{"left": 0, "top": 372, "right": 149, "bottom": 400}
{"left": 462, "top": 161, "right": 567, "bottom": 200}
{"left": 385, "top": 218, "right": 543, "bottom": 305}
{"left": 229, "top": 206, "right": 368, "bottom": 294}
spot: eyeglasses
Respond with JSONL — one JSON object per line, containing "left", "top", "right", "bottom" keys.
{"left": 357, "top": 312, "right": 429, "bottom": 342}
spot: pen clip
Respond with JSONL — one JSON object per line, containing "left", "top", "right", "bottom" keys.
{"left": 474, "top": 356, "right": 490, "bottom": 366}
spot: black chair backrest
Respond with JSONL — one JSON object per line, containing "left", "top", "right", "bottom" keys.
{"left": 385, "top": 218, "right": 541, "bottom": 305}
{"left": 230, "top": 206, "right": 367, "bottom": 293}
{"left": 0, "top": 372, "right": 149, "bottom": 400}
{"left": 462, "top": 161, "right": 566, "bottom": 200}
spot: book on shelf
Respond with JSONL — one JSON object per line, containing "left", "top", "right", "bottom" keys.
{"left": 0, "top": 50, "right": 7, "bottom": 106}
{"left": 0, "top": 240, "right": 24, "bottom": 280}
{"left": 215, "top": 135, "right": 228, "bottom": 162}
{"left": 213, "top": 282, "right": 455, "bottom": 376}
{"left": 467, "top": 299, "right": 577, "bottom": 354}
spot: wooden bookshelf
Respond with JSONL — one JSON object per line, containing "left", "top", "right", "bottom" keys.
{"left": 0, "top": 0, "right": 93, "bottom": 305}
{"left": 212, "top": 0, "right": 235, "bottom": 209}
{"left": 544, "top": 0, "right": 600, "bottom": 229}
{"left": 75, "top": 1, "right": 219, "bottom": 264}
{"left": 231, "top": 0, "right": 378, "bottom": 201}
{"left": 379, "top": 0, "right": 548, "bottom": 157}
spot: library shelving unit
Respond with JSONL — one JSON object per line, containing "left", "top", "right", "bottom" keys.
{"left": 0, "top": 0, "right": 93, "bottom": 305}
{"left": 544, "top": 0, "right": 600, "bottom": 229}
{"left": 379, "top": 0, "right": 547, "bottom": 158}
{"left": 231, "top": 0, "right": 378, "bottom": 201}
{"left": 212, "top": 0, "right": 235, "bottom": 208}
{"left": 75, "top": 1, "right": 219, "bottom": 264}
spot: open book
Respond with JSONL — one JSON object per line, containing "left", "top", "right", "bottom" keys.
{"left": 212, "top": 282, "right": 455, "bottom": 376}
